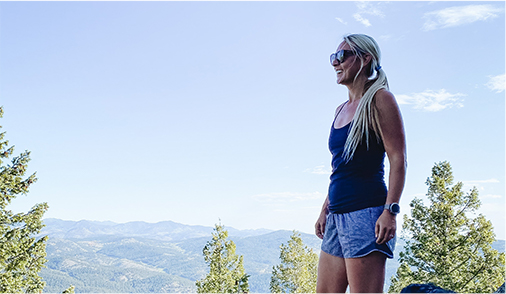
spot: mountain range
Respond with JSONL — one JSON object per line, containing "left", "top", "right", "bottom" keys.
{"left": 41, "top": 218, "right": 273, "bottom": 241}
{"left": 38, "top": 218, "right": 505, "bottom": 293}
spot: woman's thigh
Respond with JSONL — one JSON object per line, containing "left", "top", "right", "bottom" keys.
{"left": 345, "top": 251, "right": 386, "bottom": 293}
{"left": 316, "top": 251, "right": 348, "bottom": 293}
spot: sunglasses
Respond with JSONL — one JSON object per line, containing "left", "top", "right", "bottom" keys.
{"left": 330, "top": 50, "right": 356, "bottom": 65}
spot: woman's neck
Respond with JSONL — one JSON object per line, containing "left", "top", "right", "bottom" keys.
{"left": 346, "top": 75, "right": 368, "bottom": 102}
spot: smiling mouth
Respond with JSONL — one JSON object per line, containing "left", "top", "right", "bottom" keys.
{"left": 335, "top": 70, "right": 343, "bottom": 74}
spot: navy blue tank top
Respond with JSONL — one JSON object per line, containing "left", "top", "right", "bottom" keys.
{"left": 328, "top": 107, "right": 388, "bottom": 214}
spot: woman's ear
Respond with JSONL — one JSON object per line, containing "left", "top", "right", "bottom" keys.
{"left": 362, "top": 53, "right": 374, "bottom": 76}
{"left": 363, "top": 53, "right": 372, "bottom": 66}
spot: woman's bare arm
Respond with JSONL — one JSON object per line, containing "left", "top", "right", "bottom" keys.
{"left": 374, "top": 89, "right": 407, "bottom": 244}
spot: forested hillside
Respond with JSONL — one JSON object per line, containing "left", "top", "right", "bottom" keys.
{"left": 39, "top": 219, "right": 505, "bottom": 293}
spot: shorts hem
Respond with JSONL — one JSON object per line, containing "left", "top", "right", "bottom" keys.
{"left": 344, "top": 248, "right": 394, "bottom": 259}
{"left": 321, "top": 248, "right": 393, "bottom": 259}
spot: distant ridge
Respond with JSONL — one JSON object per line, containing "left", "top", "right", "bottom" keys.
{"left": 41, "top": 218, "right": 274, "bottom": 241}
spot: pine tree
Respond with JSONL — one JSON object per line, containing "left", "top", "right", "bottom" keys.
{"left": 196, "top": 222, "right": 249, "bottom": 293}
{"left": 389, "top": 161, "right": 505, "bottom": 293}
{"left": 270, "top": 231, "right": 318, "bottom": 293}
{"left": 62, "top": 285, "right": 75, "bottom": 293}
{"left": 0, "top": 106, "right": 49, "bottom": 292}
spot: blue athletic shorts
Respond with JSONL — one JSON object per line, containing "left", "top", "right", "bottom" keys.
{"left": 321, "top": 205, "right": 396, "bottom": 259}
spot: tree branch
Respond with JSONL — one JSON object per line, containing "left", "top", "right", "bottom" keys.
{"left": 460, "top": 264, "right": 485, "bottom": 290}
{"left": 447, "top": 237, "right": 483, "bottom": 275}
{"left": 454, "top": 197, "right": 473, "bottom": 220}
{"left": 449, "top": 231, "right": 473, "bottom": 252}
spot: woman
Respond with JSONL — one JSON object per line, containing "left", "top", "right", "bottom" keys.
{"left": 315, "top": 34, "right": 407, "bottom": 293}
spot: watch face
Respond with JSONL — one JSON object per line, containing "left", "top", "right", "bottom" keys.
{"left": 391, "top": 203, "right": 400, "bottom": 214}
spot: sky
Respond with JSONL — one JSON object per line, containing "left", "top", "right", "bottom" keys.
{"left": 0, "top": 1, "right": 504, "bottom": 240}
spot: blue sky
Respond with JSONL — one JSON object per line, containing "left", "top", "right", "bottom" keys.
{"left": 1, "top": 1, "right": 504, "bottom": 240}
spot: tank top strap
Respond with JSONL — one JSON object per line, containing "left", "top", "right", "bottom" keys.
{"left": 333, "top": 101, "right": 348, "bottom": 124}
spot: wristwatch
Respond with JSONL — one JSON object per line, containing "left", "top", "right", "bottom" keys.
{"left": 384, "top": 203, "right": 400, "bottom": 215}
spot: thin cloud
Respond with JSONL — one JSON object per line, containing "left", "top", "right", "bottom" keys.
{"left": 353, "top": 13, "right": 371, "bottom": 27}
{"left": 352, "top": 2, "right": 385, "bottom": 27}
{"left": 335, "top": 17, "right": 348, "bottom": 25}
{"left": 397, "top": 89, "right": 465, "bottom": 112}
{"left": 462, "top": 179, "right": 500, "bottom": 195}
{"left": 379, "top": 35, "right": 392, "bottom": 41}
{"left": 485, "top": 74, "right": 505, "bottom": 93}
{"left": 463, "top": 178, "right": 500, "bottom": 185}
{"left": 356, "top": 1, "right": 385, "bottom": 17}
{"left": 422, "top": 4, "right": 503, "bottom": 31}
{"left": 482, "top": 194, "right": 503, "bottom": 199}
{"left": 252, "top": 192, "right": 324, "bottom": 203}
{"left": 305, "top": 165, "right": 331, "bottom": 175}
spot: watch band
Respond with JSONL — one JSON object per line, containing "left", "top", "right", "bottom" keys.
{"left": 384, "top": 203, "right": 400, "bottom": 215}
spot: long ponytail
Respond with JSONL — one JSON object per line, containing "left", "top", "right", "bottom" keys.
{"left": 341, "top": 34, "right": 389, "bottom": 162}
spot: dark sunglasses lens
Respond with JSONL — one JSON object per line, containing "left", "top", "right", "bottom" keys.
{"left": 330, "top": 50, "right": 346, "bottom": 64}
{"left": 337, "top": 50, "right": 345, "bottom": 62}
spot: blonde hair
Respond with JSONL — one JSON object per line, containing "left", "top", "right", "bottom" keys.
{"left": 342, "top": 33, "right": 389, "bottom": 162}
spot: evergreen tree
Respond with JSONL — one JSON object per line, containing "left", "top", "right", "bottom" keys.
{"left": 0, "top": 107, "right": 49, "bottom": 292}
{"left": 389, "top": 161, "right": 505, "bottom": 293}
{"left": 270, "top": 231, "right": 318, "bottom": 293}
{"left": 62, "top": 285, "right": 75, "bottom": 293}
{"left": 196, "top": 222, "right": 249, "bottom": 293}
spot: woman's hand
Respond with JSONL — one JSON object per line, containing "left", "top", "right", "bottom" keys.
{"left": 375, "top": 210, "right": 396, "bottom": 244}
{"left": 315, "top": 211, "right": 327, "bottom": 239}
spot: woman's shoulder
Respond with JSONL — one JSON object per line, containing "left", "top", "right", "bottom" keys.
{"left": 374, "top": 89, "right": 398, "bottom": 109}
{"left": 334, "top": 101, "right": 348, "bottom": 116}
{"left": 374, "top": 88, "right": 395, "bottom": 100}
{"left": 374, "top": 89, "right": 402, "bottom": 117}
